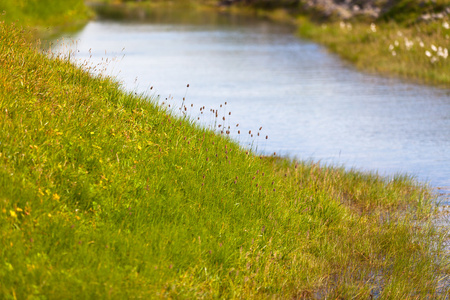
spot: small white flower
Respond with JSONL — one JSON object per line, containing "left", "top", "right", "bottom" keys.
{"left": 370, "top": 23, "right": 376, "bottom": 32}
{"left": 389, "top": 44, "right": 394, "bottom": 51}
{"left": 404, "top": 37, "right": 414, "bottom": 50}
{"left": 419, "top": 41, "right": 425, "bottom": 48}
{"left": 397, "top": 31, "right": 403, "bottom": 37}
{"left": 437, "top": 47, "right": 448, "bottom": 59}
{"left": 425, "top": 50, "right": 432, "bottom": 57}
{"left": 394, "top": 40, "right": 399, "bottom": 47}
{"left": 431, "top": 44, "right": 437, "bottom": 52}
{"left": 443, "top": 22, "right": 450, "bottom": 29}
{"left": 392, "top": 51, "right": 397, "bottom": 56}
{"left": 340, "top": 21, "right": 346, "bottom": 29}
{"left": 430, "top": 56, "right": 438, "bottom": 63}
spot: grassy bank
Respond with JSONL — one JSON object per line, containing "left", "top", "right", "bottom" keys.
{"left": 295, "top": 17, "right": 450, "bottom": 88}
{"left": 0, "top": 0, "right": 92, "bottom": 36}
{"left": 1, "top": 19, "right": 449, "bottom": 299}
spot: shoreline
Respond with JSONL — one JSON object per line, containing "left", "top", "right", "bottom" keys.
{"left": 213, "top": 3, "right": 450, "bottom": 88}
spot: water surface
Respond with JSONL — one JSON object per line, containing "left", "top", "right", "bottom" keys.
{"left": 53, "top": 9, "right": 450, "bottom": 197}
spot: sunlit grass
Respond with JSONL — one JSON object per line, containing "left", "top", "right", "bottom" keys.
{"left": 0, "top": 0, "right": 92, "bottom": 37}
{"left": 0, "top": 20, "right": 449, "bottom": 298}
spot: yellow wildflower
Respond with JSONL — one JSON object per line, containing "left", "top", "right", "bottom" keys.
{"left": 10, "top": 210, "right": 17, "bottom": 218}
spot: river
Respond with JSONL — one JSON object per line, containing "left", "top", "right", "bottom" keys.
{"left": 52, "top": 6, "right": 450, "bottom": 200}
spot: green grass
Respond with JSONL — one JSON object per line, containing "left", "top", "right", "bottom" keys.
{"left": 0, "top": 20, "right": 449, "bottom": 298}
{"left": 0, "top": 0, "right": 92, "bottom": 36}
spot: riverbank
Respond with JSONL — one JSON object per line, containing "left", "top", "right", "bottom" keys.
{"left": 89, "top": 0, "right": 450, "bottom": 87}
{"left": 1, "top": 16, "right": 449, "bottom": 299}
{"left": 0, "top": 0, "right": 93, "bottom": 38}
{"left": 220, "top": 1, "right": 450, "bottom": 87}
{"left": 297, "top": 17, "right": 449, "bottom": 88}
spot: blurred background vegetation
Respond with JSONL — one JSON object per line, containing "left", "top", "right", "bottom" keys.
{"left": 0, "top": 0, "right": 92, "bottom": 27}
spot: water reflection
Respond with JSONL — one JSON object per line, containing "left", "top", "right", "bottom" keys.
{"left": 53, "top": 8, "right": 450, "bottom": 198}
